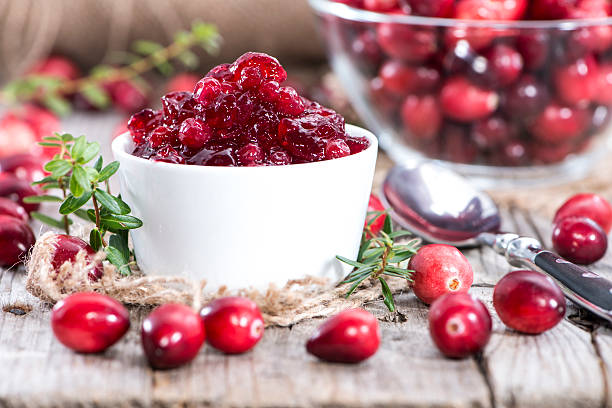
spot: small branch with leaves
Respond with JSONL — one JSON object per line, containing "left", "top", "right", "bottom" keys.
{"left": 24, "top": 134, "right": 142, "bottom": 275}
{"left": 337, "top": 212, "right": 420, "bottom": 312}
{"left": 1, "top": 21, "right": 221, "bottom": 116}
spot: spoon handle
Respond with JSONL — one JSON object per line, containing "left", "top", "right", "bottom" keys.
{"left": 504, "top": 236, "right": 612, "bottom": 322}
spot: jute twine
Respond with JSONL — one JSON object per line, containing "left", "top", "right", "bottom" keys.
{"left": 25, "top": 232, "right": 407, "bottom": 326}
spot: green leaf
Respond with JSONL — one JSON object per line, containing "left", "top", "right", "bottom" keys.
{"left": 178, "top": 50, "right": 198, "bottom": 68}
{"left": 71, "top": 135, "right": 87, "bottom": 160}
{"left": 32, "top": 176, "right": 57, "bottom": 186}
{"left": 345, "top": 273, "right": 371, "bottom": 298}
{"left": 69, "top": 165, "right": 89, "bottom": 197}
{"left": 336, "top": 255, "right": 365, "bottom": 269}
{"left": 84, "top": 167, "right": 99, "bottom": 182}
{"left": 43, "top": 94, "right": 71, "bottom": 116}
{"left": 42, "top": 135, "right": 61, "bottom": 142}
{"left": 41, "top": 182, "right": 61, "bottom": 190}
{"left": 38, "top": 142, "right": 61, "bottom": 148}
{"left": 388, "top": 230, "right": 413, "bottom": 239}
{"left": 30, "top": 212, "right": 72, "bottom": 230}
{"left": 44, "top": 159, "right": 72, "bottom": 177}
{"left": 78, "top": 141, "right": 100, "bottom": 164}
{"left": 74, "top": 208, "right": 91, "bottom": 221}
{"left": 388, "top": 250, "right": 417, "bottom": 263}
{"left": 97, "top": 161, "right": 120, "bottom": 182}
{"left": 61, "top": 133, "right": 74, "bottom": 142}
{"left": 94, "top": 189, "right": 129, "bottom": 215}
{"left": 22, "top": 195, "right": 62, "bottom": 203}
{"left": 382, "top": 212, "right": 393, "bottom": 235}
{"left": 59, "top": 191, "right": 92, "bottom": 215}
{"left": 379, "top": 277, "right": 396, "bottom": 312}
{"left": 109, "top": 233, "right": 130, "bottom": 262}
{"left": 100, "top": 214, "right": 142, "bottom": 230}
{"left": 80, "top": 83, "right": 110, "bottom": 109}
{"left": 361, "top": 247, "right": 385, "bottom": 260}
{"left": 104, "top": 246, "right": 131, "bottom": 276}
{"left": 133, "top": 40, "right": 163, "bottom": 55}
{"left": 94, "top": 156, "right": 103, "bottom": 172}
{"left": 90, "top": 228, "right": 103, "bottom": 251}
{"left": 86, "top": 209, "right": 97, "bottom": 223}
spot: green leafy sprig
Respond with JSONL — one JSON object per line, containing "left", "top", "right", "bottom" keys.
{"left": 24, "top": 133, "right": 142, "bottom": 275}
{"left": 337, "top": 211, "right": 420, "bottom": 312}
{"left": 1, "top": 21, "right": 221, "bottom": 115}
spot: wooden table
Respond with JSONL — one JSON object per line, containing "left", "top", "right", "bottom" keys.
{"left": 1, "top": 113, "right": 611, "bottom": 408}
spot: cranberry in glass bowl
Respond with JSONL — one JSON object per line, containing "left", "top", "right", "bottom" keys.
{"left": 309, "top": 0, "right": 612, "bottom": 187}
{"left": 112, "top": 53, "right": 378, "bottom": 291}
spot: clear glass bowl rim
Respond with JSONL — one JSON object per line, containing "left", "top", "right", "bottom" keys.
{"left": 308, "top": 0, "right": 612, "bottom": 29}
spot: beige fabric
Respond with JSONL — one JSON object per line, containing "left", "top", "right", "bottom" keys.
{"left": 25, "top": 232, "right": 407, "bottom": 326}
{"left": 0, "top": 0, "right": 324, "bottom": 81}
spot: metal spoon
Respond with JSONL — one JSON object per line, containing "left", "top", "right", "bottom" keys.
{"left": 382, "top": 162, "right": 612, "bottom": 322}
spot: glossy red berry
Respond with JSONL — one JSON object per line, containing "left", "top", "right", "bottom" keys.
{"left": 364, "top": 194, "right": 387, "bottom": 237}
{"left": 408, "top": 244, "right": 474, "bottom": 304}
{"left": 276, "top": 87, "right": 305, "bottom": 116}
{"left": 0, "top": 114, "right": 38, "bottom": 159}
{"left": 401, "top": 94, "right": 442, "bottom": 141}
{"left": 51, "top": 292, "right": 130, "bottom": 353}
{"left": 471, "top": 115, "right": 516, "bottom": 149}
{"left": 108, "top": 80, "right": 148, "bottom": 113}
{"left": 529, "top": 103, "right": 589, "bottom": 144}
{"left": 51, "top": 234, "right": 103, "bottom": 281}
{"left": 363, "top": 0, "right": 398, "bottom": 11}
{"left": 306, "top": 309, "right": 380, "bottom": 363}
{"left": 552, "top": 216, "right": 608, "bottom": 265}
{"left": 480, "top": 44, "right": 524, "bottom": 87}
{"left": 232, "top": 52, "right": 287, "bottom": 84}
{"left": 0, "top": 215, "right": 35, "bottom": 266}
{"left": 402, "top": 0, "right": 454, "bottom": 16}
{"left": 29, "top": 55, "right": 80, "bottom": 81}
{"left": 440, "top": 77, "right": 498, "bottom": 122}
{"left": 200, "top": 297, "right": 264, "bottom": 354}
{"left": 493, "top": 270, "right": 565, "bottom": 334}
{"left": 0, "top": 153, "right": 45, "bottom": 182}
{"left": 325, "top": 139, "right": 351, "bottom": 159}
{"left": 429, "top": 292, "right": 492, "bottom": 358}
{"left": 0, "top": 197, "right": 28, "bottom": 222}
{"left": 194, "top": 77, "right": 222, "bottom": 106}
{"left": 554, "top": 55, "right": 598, "bottom": 107}
{"left": 0, "top": 174, "right": 40, "bottom": 214}
{"left": 141, "top": 304, "right": 205, "bottom": 369}
{"left": 379, "top": 60, "right": 440, "bottom": 97}
{"left": 554, "top": 194, "right": 612, "bottom": 233}
{"left": 595, "top": 62, "right": 612, "bottom": 104}
{"left": 376, "top": 23, "right": 438, "bottom": 63}
{"left": 178, "top": 118, "right": 212, "bottom": 150}
{"left": 503, "top": 75, "right": 549, "bottom": 118}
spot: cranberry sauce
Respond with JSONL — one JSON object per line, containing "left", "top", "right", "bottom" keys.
{"left": 128, "top": 53, "right": 369, "bottom": 166}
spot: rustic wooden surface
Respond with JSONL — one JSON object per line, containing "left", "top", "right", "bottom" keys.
{"left": 1, "top": 112, "right": 612, "bottom": 407}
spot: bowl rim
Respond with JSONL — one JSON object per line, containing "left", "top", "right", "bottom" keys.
{"left": 308, "top": 0, "right": 612, "bottom": 29}
{"left": 111, "top": 123, "right": 378, "bottom": 173}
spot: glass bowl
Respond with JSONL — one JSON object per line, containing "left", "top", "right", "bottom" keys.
{"left": 309, "top": 0, "right": 612, "bottom": 188}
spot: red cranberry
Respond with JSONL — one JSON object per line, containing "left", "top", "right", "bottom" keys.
{"left": 402, "top": 0, "right": 454, "bottom": 16}
{"left": 440, "top": 77, "right": 498, "bottom": 122}
{"left": 376, "top": 23, "right": 438, "bottom": 63}
{"left": 51, "top": 293, "right": 130, "bottom": 353}
{"left": 494, "top": 139, "right": 529, "bottom": 166}
{"left": 29, "top": 55, "right": 80, "bottom": 80}
{"left": 567, "top": 0, "right": 612, "bottom": 53}
{"left": 237, "top": 143, "right": 264, "bottom": 165}
{"left": 493, "top": 270, "right": 565, "bottom": 334}
{"left": 529, "top": 0, "right": 575, "bottom": 19}
{"left": 554, "top": 194, "right": 612, "bottom": 233}
{"left": 529, "top": 103, "right": 589, "bottom": 144}
{"left": 108, "top": 80, "right": 148, "bottom": 113}
{"left": 429, "top": 293, "right": 491, "bottom": 358}
{"left": 193, "top": 77, "right": 222, "bottom": 106}
{"left": 554, "top": 55, "right": 598, "bottom": 107}
{"left": 363, "top": 0, "right": 398, "bottom": 11}
{"left": 0, "top": 215, "right": 34, "bottom": 266}
{"left": 552, "top": 216, "right": 608, "bottom": 265}
{"left": 51, "top": 234, "right": 103, "bottom": 281}
{"left": 0, "top": 114, "right": 38, "bottom": 158}
{"left": 442, "top": 125, "right": 478, "bottom": 164}
{"left": 206, "top": 63, "right": 234, "bottom": 81}
{"left": 0, "top": 174, "right": 40, "bottom": 213}
{"left": 166, "top": 73, "right": 200, "bottom": 94}
{"left": 0, "top": 153, "right": 45, "bottom": 182}
{"left": 530, "top": 141, "right": 573, "bottom": 164}
{"left": 276, "top": 87, "right": 305, "bottom": 116}
{"left": 351, "top": 30, "right": 383, "bottom": 69}
{"left": 444, "top": 26, "right": 495, "bottom": 52}
{"left": 401, "top": 94, "right": 441, "bottom": 142}
{"left": 325, "top": 139, "right": 351, "bottom": 159}
{"left": 306, "top": 309, "right": 380, "bottom": 363}
{"left": 128, "top": 109, "right": 161, "bottom": 144}
{"left": 408, "top": 244, "right": 474, "bottom": 305}
{"left": 595, "top": 63, "right": 612, "bottom": 104}
{"left": 364, "top": 193, "right": 387, "bottom": 237}
{"left": 480, "top": 44, "right": 524, "bottom": 87}
{"left": 268, "top": 147, "right": 292, "bottom": 165}
{"left": 237, "top": 66, "right": 264, "bottom": 90}
{"left": 517, "top": 30, "right": 550, "bottom": 71}
{"left": 21, "top": 105, "right": 60, "bottom": 156}
{"left": 141, "top": 304, "right": 206, "bottom": 369}
{"left": 471, "top": 115, "right": 516, "bottom": 149}
{"left": 503, "top": 75, "right": 549, "bottom": 119}
{"left": 232, "top": 52, "right": 287, "bottom": 83}
{"left": 379, "top": 60, "right": 440, "bottom": 97}
{"left": 0, "top": 197, "right": 28, "bottom": 222}
{"left": 345, "top": 136, "right": 371, "bottom": 154}
{"left": 149, "top": 126, "right": 173, "bottom": 148}
{"left": 259, "top": 81, "right": 281, "bottom": 103}
{"left": 455, "top": 0, "right": 527, "bottom": 20}
{"left": 151, "top": 146, "right": 186, "bottom": 164}
{"left": 178, "top": 118, "right": 212, "bottom": 150}
{"left": 200, "top": 297, "right": 264, "bottom": 354}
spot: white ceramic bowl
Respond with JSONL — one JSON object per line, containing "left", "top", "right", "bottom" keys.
{"left": 111, "top": 125, "right": 378, "bottom": 291}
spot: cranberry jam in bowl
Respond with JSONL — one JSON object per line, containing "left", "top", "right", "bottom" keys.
{"left": 112, "top": 53, "right": 378, "bottom": 290}
{"left": 309, "top": 0, "right": 612, "bottom": 188}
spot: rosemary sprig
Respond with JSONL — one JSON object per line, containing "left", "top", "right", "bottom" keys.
{"left": 0, "top": 21, "right": 221, "bottom": 115}
{"left": 23, "top": 133, "right": 142, "bottom": 275}
{"left": 337, "top": 211, "right": 420, "bottom": 312}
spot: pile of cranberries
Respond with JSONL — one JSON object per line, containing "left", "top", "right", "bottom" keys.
{"left": 128, "top": 52, "right": 369, "bottom": 166}
{"left": 552, "top": 193, "right": 611, "bottom": 264}
{"left": 328, "top": 0, "right": 612, "bottom": 166}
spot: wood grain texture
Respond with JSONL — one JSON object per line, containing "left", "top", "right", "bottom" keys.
{"left": 2, "top": 112, "right": 612, "bottom": 407}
